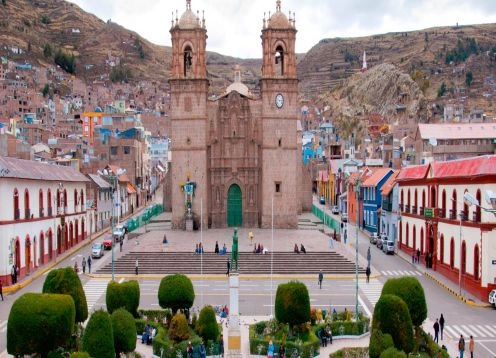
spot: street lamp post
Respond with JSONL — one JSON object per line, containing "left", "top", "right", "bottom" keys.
{"left": 354, "top": 179, "right": 360, "bottom": 321}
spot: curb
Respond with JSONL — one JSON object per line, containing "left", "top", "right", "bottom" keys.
{"left": 423, "top": 272, "right": 491, "bottom": 308}
{"left": 83, "top": 273, "right": 382, "bottom": 280}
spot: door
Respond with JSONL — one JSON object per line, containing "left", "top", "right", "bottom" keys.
{"left": 227, "top": 184, "right": 242, "bottom": 227}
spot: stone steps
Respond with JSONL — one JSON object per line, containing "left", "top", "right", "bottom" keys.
{"left": 96, "top": 252, "right": 366, "bottom": 275}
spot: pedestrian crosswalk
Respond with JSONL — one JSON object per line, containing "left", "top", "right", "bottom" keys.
{"left": 445, "top": 324, "right": 496, "bottom": 339}
{"left": 380, "top": 270, "right": 422, "bottom": 276}
{"left": 0, "top": 320, "right": 7, "bottom": 333}
{"left": 359, "top": 278, "right": 383, "bottom": 306}
{"left": 83, "top": 278, "right": 111, "bottom": 313}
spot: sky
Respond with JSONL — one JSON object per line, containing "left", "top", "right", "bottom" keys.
{"left": 67, "top": 0, "right": 496, "bottom": 58}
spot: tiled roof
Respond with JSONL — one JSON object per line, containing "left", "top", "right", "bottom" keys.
{"left": 417, "top": 123, "right": 496, "bottom": 140}
{"left": 87, "top": 174, "right": 112, "bottom": 188}
{"left": 0, "top": 156, "right": 89, "bottom": 182}
{"left": 381, "top": 171, "right": 399, "bottom": 196}
{"left": 396, "top": 164, "right": 429, "bottom": 181}
{"left": 431, "top": 155, "right": 496, "bottom": 178}
{"left": 362, "top": 168, "right": 393, "bottom": 187}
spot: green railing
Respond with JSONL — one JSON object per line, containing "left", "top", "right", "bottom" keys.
{"left": 312, "top": 204, "right": 341, "bottom": 232}
{"left": 126, "top": 203, "right": 164, "bottom": 232}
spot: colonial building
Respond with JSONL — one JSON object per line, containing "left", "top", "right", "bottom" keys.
{"left": 169, "top": 0, "right": 303, "bottom": 229}
{"left": 396, "top": 155, "right": 496, "bottom": 301}
{"left": 0, "top": 156, "right": 89, "bottom": 285}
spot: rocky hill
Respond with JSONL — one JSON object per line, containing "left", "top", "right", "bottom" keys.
{"left": 1, "top": 0, "right": 495, "bottom": 115}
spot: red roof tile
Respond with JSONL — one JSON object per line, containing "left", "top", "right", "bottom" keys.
{"left": 362, "top": 168, "right": 393, "bottom": 187}
{"left": 381, "top": 171, "right": 399, "bottom": 196}
{"left": 431, "top": 155, "right": 496, "bottom": 178}
{"left": 396, "top": 164, "right": 429, "bottom": 181}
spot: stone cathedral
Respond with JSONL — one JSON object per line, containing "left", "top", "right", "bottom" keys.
{"left": 170, "top": 0, "right": 304, "bottom": 229}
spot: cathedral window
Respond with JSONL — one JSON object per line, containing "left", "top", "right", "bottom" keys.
{"left": 275, "top": 182, "right": 281, "bottom": 193}
{"left": 184, "top": 46, "right": 193, "bottom": 76}
{"left": 275, "top": 45, "right": 284, "bottom": 76}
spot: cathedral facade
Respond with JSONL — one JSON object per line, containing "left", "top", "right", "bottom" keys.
{"left": 170, "top": 0, "right": 303, "bottom": 229}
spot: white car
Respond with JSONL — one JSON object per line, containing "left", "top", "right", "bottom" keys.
{"left": 382, "top": 240, "right": 395, "bottom": 255}
{"left": 489, "top": 289, "right": 496, "bottom": 308}
{"left": 341, "top": 213, "right": 348, "bottom": 222}
{"left": 91, "top": 242, "right": 104, "bottom": 258}
{"left": 113, "top": 224, "right": 126, "bottom": 241}
{"left": 331, "top": 206, "right": 339, "bottom": 214}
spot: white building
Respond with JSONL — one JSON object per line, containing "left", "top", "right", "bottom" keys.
{"left": 0, "top": 156, "right": 89, "bottom": 285}
{"left": 396, "top": 155, "right": 496, "bottom": 301}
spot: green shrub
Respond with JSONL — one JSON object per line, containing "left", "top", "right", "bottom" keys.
{"left": 71, "top": 352, "right": 90, "bottom": 358}
{"left": 169, "top": 312, "right": 190, "bottom": 342}
{"left": 82, "top": 310, "right": 115, "bottom": 358}
{"left": 369, "top": 330, "right": 394, "bottom": 358}
{"left": 380, "top": 347, "right": 407, "bottom": 358}
{"left": 381, "top": 277, "right": 427, "bottom": 327}
{"left": 196, "top": 305, "right": 220, "bottom": 342}
{"left": 43, "top": 267, "right": 88, "bottom": 323}
{"left": 373, "top": 294, "right": 414, "bottom": 354}
{"left": 111, "top": 308, "right": 136, "bottom": 356}
{"left": 106, "top": 280, "right": 140, "bottom": 317}
{"left": 158, "top": 274, "right": 195, "bottom": 314}
{"left": 7, "top": 293, "right": 75, "bottom": 357}
{"left": 275, "top": 281, "right": 310, "bottom": 332}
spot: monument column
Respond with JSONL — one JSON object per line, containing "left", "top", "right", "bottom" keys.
{"left": 227, "top": 228, "right": 241, "bottom": 357}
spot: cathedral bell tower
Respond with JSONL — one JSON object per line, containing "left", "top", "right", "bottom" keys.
{"left": 260, "top": 0, "right": 299, "bottom": 228}
{"left": 169, "top": 0, "right": 209, "bottom": 229}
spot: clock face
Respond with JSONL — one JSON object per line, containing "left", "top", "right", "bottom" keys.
{"left": 275, "top": 93, "right": 284, "bottom": 108}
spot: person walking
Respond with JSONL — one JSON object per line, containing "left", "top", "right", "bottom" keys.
{"left": 11, "top": 265, "right": 16, "bottom": 284}
{"left": 135, "top": 259, "right": 139, "bottom": 275}
{"left": 219, "top": 334, "right": 224, "bottom": 357}
{"left": 433, "top": 318, "right": 440, "bottom": 343}
{"left": 199, "top": 340, "right": 206, "bottom": 358}
{"left": 416, "top": 248, "right": 421, "bottom": 263}
{"left": 318, "top": 270, "right": 323, "bottom": 289}
{"left": 367, "top": 246, "right": 371, "bottom": 266}
{"left": 119, "top": 238, "right": 123, "bottom": 252}
{"left": 81, "top": 257, "right": 86, "bottom": 274}
{"left": 87, "top": 255, "right": 92, "bottom": 273}
{"left": 365, "top": 266, "right": 371, "bottom": 283}
{"left": 469, "top": 335, "right": 474, "bottom": 358}
{"left": 439, "top": 313, "right": 445, "bottom": 340}
{"left": 215, "top": 241, "right": 219, "bottom": 253}
{"left": 458, "top": 334, "right": 466, "bottom": 358}
{"left": 0, "top": 279, "right": 4, "bottom": 301}
{"left": 226, "top": 258, "right": 230, "bottom": 276}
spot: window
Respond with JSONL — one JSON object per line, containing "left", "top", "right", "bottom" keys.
{"left": 124, "top": 146, "right": 131, "bottom": 155}
{"left": 14, "top": 188, "right": 20, "bottom": 220}
{"left": 24, "top": 188, "right": 30, "bottom": 219}
{"left": 110, "top": 146, "right": 118, "bottom": 155}
{"left": 275, "top": 182, "right": 281, "bottom": 193}
{"left": 39, "top": 189, "right": 44, "bottom": 217}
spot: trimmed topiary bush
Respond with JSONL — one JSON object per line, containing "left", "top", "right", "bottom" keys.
{"left": 82, "top": 310, "right": 115, "bottom": 358}
{"left": 42, "top": 267, "right": 88, "bottom": 323}
{"left": 70, "top": 352, "right": 91, "bottom": 358}
{"left": 111, "top": 308, "right": 136, "bottom": 356}
{"left": 106, "top": 280, "right": 140, "bottom": 317}
{"left": 7, "top": 293, "right": 75, "bottom": 358}
{"left": 381, "top": 276, "right": 427, "bottom": 327}
{"left": 158, "top": 274, "right": 195, "bottom": 314}
{"left": 369, "top": 330, "right": 394, "bottom": 358}
{"left": 380, "top": 347, "right": 407, "bottom": 358}
{"left": 196, "top": 305, "right": 220, "bottom": 342}
{"left": 373, "top": 294, "right": 414, "bottom": 354}
{"left": 275, "top": 281, "right": 310, "bottom": 334}
{"left": 169, "top": 312, "right": 190, "bottom": 342}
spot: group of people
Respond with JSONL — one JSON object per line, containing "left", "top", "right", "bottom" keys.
{"left": 294, "top": 243, "right": 306, "bottom": 254}
{"left": 411, "top": 248, "right": 421, "bottom": 263}
{"left": 267, "top": 340, "right": 286, "bottom": 358}
{"left": 187, "top": 336, "right": 224, "bottom": 358}
{"left": 141, "top": 324, "right": 156, "bottom": 345}
{"left": 194, "top": 243, "right": 205, "bottom": 254}
{"left": 214, "top": 241, "right": 228, "bottom": 254}
{"left": 74, "top": 256, "right": 92, "bottom": 274}
{"left": 253, "top": 243, "right": 268, "bottom": 254}
{"left": 318, "top": 325, "right": 333, "bottom": 347}
{"left": 433, "top": 314, "right": 475, "bottom": 357}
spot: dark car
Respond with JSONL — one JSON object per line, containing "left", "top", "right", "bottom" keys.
{"left": 319, "top": 196, "right": 325, "bottom": 204}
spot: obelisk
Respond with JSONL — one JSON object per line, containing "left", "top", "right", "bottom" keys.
{"left": 227, "top": 228, "right": 241, "bottom": 357}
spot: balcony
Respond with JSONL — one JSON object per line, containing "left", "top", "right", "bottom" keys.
{"left": 399, "top": 203, "right": 404, "bottom": 212}
{"left": 404, "top": 205, "right": 410, "bottom": 214}
{"left": 449, "top": 209, "right": 457, "bottom": 220}
{"left": 419, "top": 207, "right": 424, "bottom": 216}
{"left": 24, "top": 208, "right": 31, "bottom": 220}
{"left": 47, "top": 207, "right": 53, "bottom": 216}
{"left": 472, "top": 211, "right": 481, "bottom": 223}
{"left": 411, "top": 205, "right": 417, "bottom": 215}
{"left": 39, "top": 208, "right": 44, "bottom": 218}
{"left": 460, "top": 210, "right": 468, "bottom": 221}
{"left": 438, "top": 208, "right": 445, "bottom": 218}
{"left": 14, "top": 208, "right": 20, "bottom": 220}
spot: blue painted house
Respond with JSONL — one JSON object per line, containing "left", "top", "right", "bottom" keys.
{"left": 361, "top": 167, "right": 394, "bottom": 233}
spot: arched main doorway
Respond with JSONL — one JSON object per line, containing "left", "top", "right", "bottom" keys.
{"left": 227, "top": 184, "right": 242, "bottom": 227}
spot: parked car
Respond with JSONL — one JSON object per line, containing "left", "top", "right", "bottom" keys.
{"left": 319, "top": 196, "right": 325, "bottom": 205}
{"left": 91, "top": 242, "right": 104, "bottom": 258}
{"left": 376, "top": 237, "right": 383, "bottom": 250}
{"left": 113, "top": 224, "right": 126, "bottom": 241}
{"left": 369, "top": 233, "right": 378, "bottom": 244}
{"left": 331, "top": 206, "right": 339, "bottom": 214}
{"left": 103, "top": 234, "right": 117, "bottom": 250}
{"left": 341, "top": 212, "right": 348, "bottom": 222}
{"left": 382, "top": 240, "right": 395, "bottom": 255}
{"left": 489, "top": 289, "right": 496, "bottom": 308}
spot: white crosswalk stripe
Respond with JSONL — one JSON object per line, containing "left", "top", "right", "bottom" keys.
{"left": 443, "top": 324, "right": 496, "bottom": 339}
{"left": 0, "top": 320, "right": 7, "bottom": 333}
{"left": 359, "top": 278, "right": 383, "bottom": 306}
{"left": 83, "top": 278, "right": 111, "bottom": 313}
{"left": 381, "top": 270, "right": 422, "bottom": 277}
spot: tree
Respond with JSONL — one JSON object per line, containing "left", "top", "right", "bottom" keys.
{"left": 42, "top": 84, "right": 50, "bottom": 97}
{"left": 43, "top": 43, "right": 52, "bottom": 57}
{"left": 7, "top": 293, "right": 75, "bottom": 358}
{"left": 111, "top": 308, "right": 136, "bottom": 356}
{"left": 106, "top": 280, "right": 140, "bottom": 317}
{"left": 275, "top": 281, "right": 310, "bottom": 334}
{"left": 169, "top": 312, "right": 190, "bottom": 342}
{"left": 465, "top": 71, "right": 473, "bottom": 87}
{"left": 54, "top": 49, "right": 76, "bottom": 74}
{"left": 437, "top": 82, "right": 447, "bottom": 98}
{"left": 196, "top": 305, "right": 220, "bottom": 342}
{"left": 381, "top": 277, "right": 427, "bottom": 327}
{"left": 158, "top": 273, "right": 195, "bottom": 313}
{"left": 372, "top": 294, "right": 414, "bottom": 354}
{"left": 369, "top": 330, "right": 394, "bottom": 358}
{"left": 42, "top": 267, "right": 88, "bottom": 323}
{"left": 82, "top": 310, "right": 115, "bottom": 358}
{"left": 380, "top": 347, "right": 407, "bottom": 358}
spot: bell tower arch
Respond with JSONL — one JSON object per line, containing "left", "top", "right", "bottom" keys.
{"left": 170, "top": 0, "right": 209, "bottom": 229}
{"left": 260, "top": 0, "right": 299, "bottom": 228}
